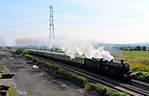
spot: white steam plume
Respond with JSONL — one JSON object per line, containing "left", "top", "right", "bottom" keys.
{"left": 14, "top": 37, "right": 114, "bottom": 61}
{"left": 48, "top": 38, "right": 114, "bottom": 61}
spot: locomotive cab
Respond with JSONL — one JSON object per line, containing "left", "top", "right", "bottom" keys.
{"left": 121, "top": 60, "right": 133, "bottom": 81}
{"left": 121, "top": 60, "right": 130, "bottom": 71}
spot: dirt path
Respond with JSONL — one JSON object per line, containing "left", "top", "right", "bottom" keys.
{"left": 0, "top": 50, "right": 97, "bottom": 96}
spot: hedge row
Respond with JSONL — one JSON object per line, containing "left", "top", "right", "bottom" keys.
{"left": 85, "top": 83, "right": 128, "bottom": 96}
{"left": 133, "top": 71, "right": 149, "bottom": 83}
{"left": 14, "top": 49, "right": 26, "bottom": 55}
{"left": 22, "top": 52, "right": 129, "bottom": 96}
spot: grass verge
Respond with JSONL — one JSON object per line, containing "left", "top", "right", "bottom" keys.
{"left": 133, "top": 71, "right": 149, "bottom": 83}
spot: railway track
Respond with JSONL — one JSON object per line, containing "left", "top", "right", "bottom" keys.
{"left": 131, "top": 79, "right": 149, "bottom": 92}
{"left": 31, "top": 55, "right": 149, "bottom": 96}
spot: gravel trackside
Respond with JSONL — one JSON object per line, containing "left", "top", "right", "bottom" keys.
{"left": 0, "top": 50, "right": 98, "bottom": 96}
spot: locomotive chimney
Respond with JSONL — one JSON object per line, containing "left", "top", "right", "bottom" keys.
{"left": 121, "top": 60, "right": 124, "bottom": 63}
{"left": 110, "top": 59, "right": 114, "bottom": 62}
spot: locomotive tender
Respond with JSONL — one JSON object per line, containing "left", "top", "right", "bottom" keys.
{"left": 27, "top": 50, "right": 133, "bottom": 81}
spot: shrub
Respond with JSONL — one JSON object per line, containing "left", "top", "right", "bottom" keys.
{"left": 6, "top": 87, "right": 16, "bottom": 96}
{"left": 23, "top": 54, "right": 34, "bottom": 60}
{"left": 85, "top": 83, "right": 98, "bottom": 90}
{"left": 130, "top": 64, "right": 149, "bottom": 72}
{"left": 23, "top": 54, "right": 39, "bottom": 63}
{"left": 55, "top": 68, "right": 88, "bottom": 87}
{"left": 133, "top": 71, "right": 149, "bottom": 83}
{"left": 14, "top": 49, "right": 26, "bottom": 55}
{"left": 85, "top": 83, "right": 128, "bottom": 96}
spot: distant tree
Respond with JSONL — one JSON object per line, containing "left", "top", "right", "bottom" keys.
{"left": 119, "top": 47, "right": 129, "bottom": 51}
{"left": 129, "top": 48, "right": 136, "bottom": 51}
{"left": 136, "top": 46, "right": 142, "bottom": 51}
{"left": 143, "top": 46, "right": 146, "bottom": 51}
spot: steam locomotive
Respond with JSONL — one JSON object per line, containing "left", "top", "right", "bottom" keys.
{"left": 27, "top": 50, "right": 133, "bottom": 81}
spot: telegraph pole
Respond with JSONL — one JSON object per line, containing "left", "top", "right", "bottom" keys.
{"left": 49, "top": 6, "right": 55, "bottom": 39}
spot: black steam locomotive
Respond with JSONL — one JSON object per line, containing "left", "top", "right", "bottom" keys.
{"left": 27, "top": 50, "right": 133, "bottom": 81}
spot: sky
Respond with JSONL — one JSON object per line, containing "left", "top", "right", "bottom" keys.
{"left": 0, "top": 0, "right": 149, "bottom": 45}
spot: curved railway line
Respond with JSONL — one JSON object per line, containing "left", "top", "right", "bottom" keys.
{"left": 30, "top": 54, "right": 149, "bottom": 96}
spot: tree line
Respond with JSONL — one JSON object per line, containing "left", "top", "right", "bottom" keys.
{"left": 119, "top": 46, "right": 147, "bottom": 51}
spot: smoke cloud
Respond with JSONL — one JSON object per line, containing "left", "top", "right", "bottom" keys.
{"left": 14, "top": 37, "right": 114, "bottom": 61}
{"left": 109, "top": 47, "right": 123, "bottom": 59}
{"left": 48, "top": 38, "right": 114, "bottom": 61}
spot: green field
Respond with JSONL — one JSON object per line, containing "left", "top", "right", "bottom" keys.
{"left": 115, "top": 51, "right": 149, "bottom": 72}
